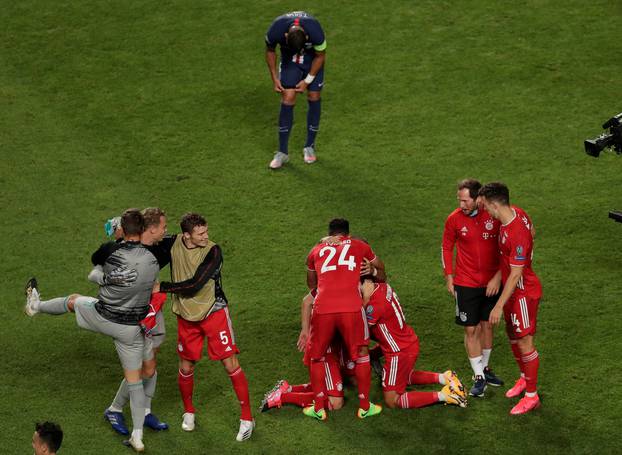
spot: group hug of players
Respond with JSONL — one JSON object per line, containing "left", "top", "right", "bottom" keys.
{"left": 260, "top": 180, "right": 542, "bottom": 421}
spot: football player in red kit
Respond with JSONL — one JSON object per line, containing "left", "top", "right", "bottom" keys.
{"left": 361, "top": 279, "right": 468, "bottom": 409}
{"left": 479, "top": 182, "right": 542, "bottom": 415}
{"left": 442, "top": 179, "right": 504, "bottom": 396}
{"left": 305, "top": 218, "right": 385, "bottom": 420}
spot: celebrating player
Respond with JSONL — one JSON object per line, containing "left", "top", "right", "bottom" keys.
{"left": 478, "top": 182, "right": 542, "bottom": 415}
{"left": 304, "top": 218, "right": 385, "bottom": 420}
{"left": 260, "top": 291, "right": 349, "bottom": 413}
{"left": 361, "top": 278, "right": 467, "bottom": 409}
{"left": 153, "top": 213, "right": 254, "bottom": 441}
{"left": 95, "top": 208, "right": 171, "bottom": 435}
{"left": 24, "top": 209, "right": 160, "bottom": 452}
{"left": 265, "top": 11, "right": 326, "bottom": 169}
{"left": 442, "top": 179, "right": 504, "bottom": 396}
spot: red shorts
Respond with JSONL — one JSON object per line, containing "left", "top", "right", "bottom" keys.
{"left": 303, "top": 339, "right": 345, "bottom": 397}
{"left": 504, "top": 294, "right": 539, "bottom": 340}
{"left": 382, "top": 341, "right": 419, "bottom": 394}
{"left": 308, "top": 309, "right": 369, "bottom": 361}
{"left": 176, "top": 308, "right": 239, "bottom": 361}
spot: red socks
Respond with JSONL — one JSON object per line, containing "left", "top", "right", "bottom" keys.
{"left": 229, "top": 367, "right": 253, "bottom": 421}
{"left": 290, "top": 383, "right": 312, "bottom": 393}
{"left": 310, "top": 359, "right": 328, "bottom": 412}
{"left": 178, "top": 369, "right": 195, "bottom": 413}
{"left": 521, "top": 350, "right": 539, "bottom": 393}
{"left": 281, "top": 392, "right": 314, "bottom": 408}
{"left": 397, "top": 391, "right": 439, "bottom": 408}
{"left": 354, "top": 355, "right": 371, "bottom": 411}
{"left": 408, "top": 370, "right": 440, "bottom": 385}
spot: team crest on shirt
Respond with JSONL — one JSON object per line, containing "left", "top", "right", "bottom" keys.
{"left": 366, "top": 305, "right": 374, "bottom": 320}
{"left": 485, "top": 219, "right": 494, "bottom": 230}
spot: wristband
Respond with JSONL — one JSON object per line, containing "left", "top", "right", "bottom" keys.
{"left": 304, "top": 74, "right": 315, "bottom": 84}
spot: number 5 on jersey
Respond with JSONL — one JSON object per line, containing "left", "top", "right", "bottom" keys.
{"left": 319, "top": 244, "right": 356, "bottom": 274}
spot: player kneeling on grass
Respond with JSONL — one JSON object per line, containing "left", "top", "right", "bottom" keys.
{"left": 361, "top": 278, "right": 468, "bottom": 409}
{"left": 260, "top": 291, "right": 349, "bottom": 412}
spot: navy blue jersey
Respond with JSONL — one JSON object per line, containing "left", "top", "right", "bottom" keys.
{"left": 265, "top": 11, "right": 326, "bottom": 62}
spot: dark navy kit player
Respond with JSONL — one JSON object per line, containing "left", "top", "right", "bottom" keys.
{"left": 265, "top": 11, "right": 326, "bottom": 169}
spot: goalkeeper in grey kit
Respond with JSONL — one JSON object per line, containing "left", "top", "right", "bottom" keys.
{"left": 24, "top": 208, "right": 159, "bottom": 453}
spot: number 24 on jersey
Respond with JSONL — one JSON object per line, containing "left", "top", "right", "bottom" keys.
{"left": 319, "top": 244, "right": 356, "bottom": 274}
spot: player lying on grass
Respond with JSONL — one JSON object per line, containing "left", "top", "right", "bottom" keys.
{"left": 361, "top": 277, "right": 468, "bottom": 409}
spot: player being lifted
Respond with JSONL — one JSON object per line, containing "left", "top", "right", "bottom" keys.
{"left": 304, "top": 218, "right": 385, "bottom": 420}
{"left": 24, "top": 209, "right": 160, "bottom": 452}
{"left": 478, "top": 182, "right": 542, "bottom": 415}
{"left": 361, "top": 278, "right": 467, "bottom": 409}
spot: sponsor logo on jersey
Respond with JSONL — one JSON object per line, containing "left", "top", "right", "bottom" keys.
{"left": 460, "top": 226, "right": 468, "bottom": 236}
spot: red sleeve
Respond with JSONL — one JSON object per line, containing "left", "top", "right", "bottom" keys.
{"left": 508, "top": 227, "right": 531, "bottom": 267}
{"left": 149, "top": 292, "right": 167, "bottom": 313}
{"left": 441, "top": 214, "right": 457, "bottom": 275}
{"left": 306, "top": 248, "right": 316, "bottom": 271}
{"left": 365, "top": 296, "right": 383, "bottom": 325}
{"left": 360, "top": 241, "right": 376, "bottom": 262}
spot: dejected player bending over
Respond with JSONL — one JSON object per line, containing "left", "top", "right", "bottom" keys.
{"left": 478, "top": 182, "right": 542, "bottom": 415}
{"left": 265, "top": 11, "right": 326, "bottom": 169}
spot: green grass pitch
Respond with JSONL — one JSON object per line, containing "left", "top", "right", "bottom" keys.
{"left": 1, "top": 1, "right": 621, "bottom": 453}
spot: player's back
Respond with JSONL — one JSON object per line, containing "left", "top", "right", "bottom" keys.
{"left": 307, "top": 236, "right": 375, "bottom": 314}
{"left": 366, "top": 283, "right": 418, "bottom": 354}
{"left": 97, "top": 241, "right": 160, "bottom": 325}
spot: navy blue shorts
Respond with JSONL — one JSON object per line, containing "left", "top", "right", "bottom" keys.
{"left": 279, "top": 59, "right": 324, "bottom": 91}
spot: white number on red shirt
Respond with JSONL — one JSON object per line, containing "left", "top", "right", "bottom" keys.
{"left": 319, "top": 244, "right": 356, "bottom": 274}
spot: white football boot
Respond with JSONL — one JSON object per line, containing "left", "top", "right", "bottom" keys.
{"left": 236, "top": 419, "right": 255, "bottom": 442}
{"left": 181, "top": 412, "right": 195, "bottom": 432}
{"left": 269, "top": 151, "right": 289, "bottom": 169}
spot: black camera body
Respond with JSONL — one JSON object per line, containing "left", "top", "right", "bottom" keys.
{"left": 585, "top": 113, "right": 622, "bottom": 157}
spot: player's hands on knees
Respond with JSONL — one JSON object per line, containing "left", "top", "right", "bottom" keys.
{"left": 295, "top": 80, "right": 308, "bottom": 92}
{"left": 489, "top": 305, "right": 503, "bottom": 325}
{"left": 273, "top": 78, "right": 284, "bottom": 92}
{"left": 297, "top": 329, "right": 309, "bottom": 352}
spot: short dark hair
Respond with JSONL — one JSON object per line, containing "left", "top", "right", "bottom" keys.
{"left": 287, "top": 26, "right": 306, "bottom": 53}
{"left": 121, "top": 208, "right": 145, "bottom": 236}
{"left": 142, "top": 207, "right": 166, "bottom": 228}
{"left": 180, "top": 212, "right": 207, "bottom": 234}
{"left": 328, "top": 218, "right": 349, "bottom": 236}
{"left": 479, "top": 182, "right": 510, "bottom": 205}
{"left": 457, "top": 179, "right": 482, "bottom": 199}
{"left": 35, "top": 421, "right": 63, "bottom": 452}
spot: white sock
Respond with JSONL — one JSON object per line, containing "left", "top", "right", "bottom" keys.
{"left": 108, "top": 405, "right": 123, "bottom": 413}
{"left": 469, "top": 356, "right": 484, "bottom": 378}
{"left": 438, "top": 392, "right": 446, "bottom": 402}
{"left": 481, "top": 349, "right": 492, "bottom": 369}
{"left": 144, "top": 408, "right": 151, "bottom": 416}
{"left": 131, "top": 429, "right": 143, "bottom": 440}
{"left": 439, "top": 374, "right": 446, "bottom": 385}
{"left": 525, "top": 391, "right": 537, "bottom": 398}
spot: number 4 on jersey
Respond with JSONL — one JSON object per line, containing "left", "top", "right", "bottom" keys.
{"left": 319, "top": 244, "right": 356, "bottom": 274}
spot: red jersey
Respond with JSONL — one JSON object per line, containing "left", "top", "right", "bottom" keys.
{"left": 499, "top": 207, "right": 541, "bottom": 299}
{"left": 442, "top": 208, "right": 501, "bottom": 288}
{"left": 365, "top": 283, "right": 418, "bottom": 354}
{"left": 306, "top": 236, "right": 376, "bottom": 314}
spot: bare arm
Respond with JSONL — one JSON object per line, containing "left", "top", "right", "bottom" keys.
{"left": 297, "top": 293, "right": 314, "bottom": 352}
{"left": 295, "top": 51, "right": 325, "bottom": 92}
{"left": 265, "top": 48, "right": 284, "bottom": 92}
{"left": 307, "top": 269, "right": 318, "bottom": 290}
{"left": 489, "top": 266, "right": 523, "bottom": 325}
